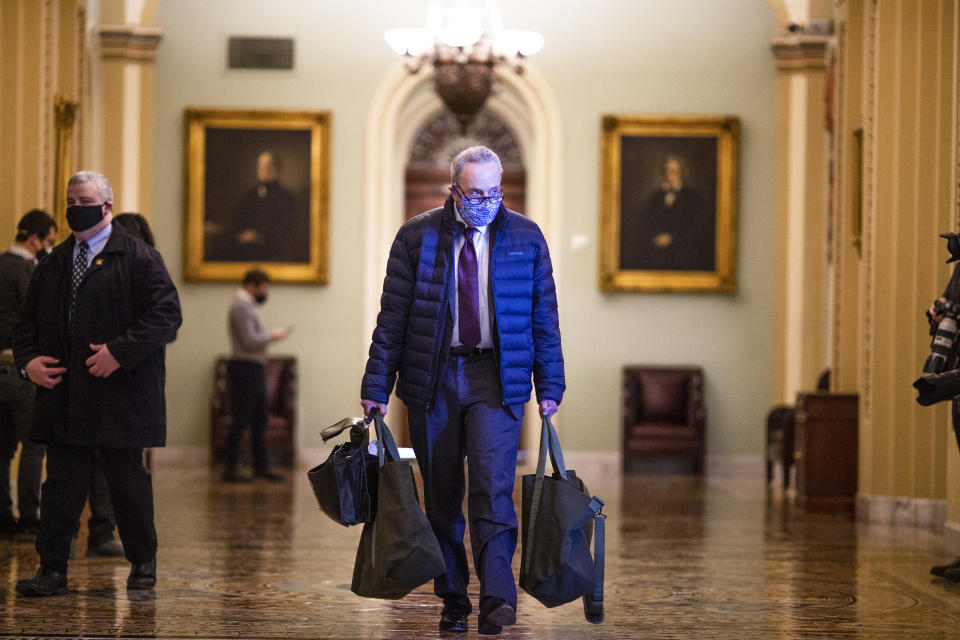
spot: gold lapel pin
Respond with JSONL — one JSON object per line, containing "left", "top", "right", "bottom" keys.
{"left": 94, "top": 258, "right": 104, "bottom": 266}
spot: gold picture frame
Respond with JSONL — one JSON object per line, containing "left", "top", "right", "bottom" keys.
{"left": 184, "top": 108, "right": 330, "bottom": 283}
{"left": 599, "top": 114, "right": 739, "bottom": 292}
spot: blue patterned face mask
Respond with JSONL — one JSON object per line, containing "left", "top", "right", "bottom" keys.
{"left": 455, "top": 185, "right": 502, "bottom": 227}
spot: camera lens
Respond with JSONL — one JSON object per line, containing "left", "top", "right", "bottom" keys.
{"left": 924, "top": 316, "right": 959, "bottom": 373}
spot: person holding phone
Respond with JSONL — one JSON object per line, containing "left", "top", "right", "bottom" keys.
{"left": 222, "top": 269, "right": 289, "bottom": 483}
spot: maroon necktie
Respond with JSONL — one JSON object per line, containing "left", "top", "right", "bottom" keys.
{"left": 458, "top": 227, "right": 480, "bottom": 349}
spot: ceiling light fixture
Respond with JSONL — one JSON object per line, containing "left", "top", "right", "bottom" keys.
{"left": 385, "top": 0, "right": 543, "bottom": 130}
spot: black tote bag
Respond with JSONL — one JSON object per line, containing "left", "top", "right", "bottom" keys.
{"left": 520, "top": 415, "right": 606, "bottom": 623}
{"left": 350, "top": 413, "right": 446, "bottom": 600}
{"left": 306, "top": 424, "right": 379, "bottom": 526}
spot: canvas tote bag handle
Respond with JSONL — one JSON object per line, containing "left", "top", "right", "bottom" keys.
{"left": 371, "top": 411, "right": 402, "bottom": 467}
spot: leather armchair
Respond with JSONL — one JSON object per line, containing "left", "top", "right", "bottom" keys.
{"left": 210, "top": 356, "right": 297, "bottom": 467}
{"left": 622, "top": 366, "right": 706, "bottom": 473}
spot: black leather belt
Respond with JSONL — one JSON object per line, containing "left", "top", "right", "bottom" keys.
{"left": 449, "top": 347, "right": 493, "bottom": 358}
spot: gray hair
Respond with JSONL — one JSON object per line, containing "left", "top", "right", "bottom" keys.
{"left": 450, "top": 146, "right": 503, "bottom": 185}
{"left": 68, "top": 171, "right": 114, "bottom": 203}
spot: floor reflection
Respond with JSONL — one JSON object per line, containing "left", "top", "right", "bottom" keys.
{"left": 0, "top": 454, "right": 957, "bottom": 638}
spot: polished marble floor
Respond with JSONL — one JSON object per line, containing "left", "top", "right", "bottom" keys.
{"left": 1, "top": 451, "right": 960, "bottom": 639}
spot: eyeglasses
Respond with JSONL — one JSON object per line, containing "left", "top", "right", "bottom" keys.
{"left": 454, "top": 184, "right": 503, "bottom": 207}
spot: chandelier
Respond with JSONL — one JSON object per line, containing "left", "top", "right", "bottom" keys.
{"left": 385, "top": 1, "right": 544, "bottom": 130}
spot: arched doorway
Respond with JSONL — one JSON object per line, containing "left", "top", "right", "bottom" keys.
{"left": 405, "top": 109, "right": 526, "bottom": 221}
{"left": 363, "top": 63, "right": 562, "bottom": 454}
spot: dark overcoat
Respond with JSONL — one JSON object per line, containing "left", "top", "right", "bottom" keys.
{"left": 12, "top": 221, "right": 182, "bottom": 447}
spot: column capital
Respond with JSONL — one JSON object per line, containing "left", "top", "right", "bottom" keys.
{"left": 97, "top": 24, "right": 163, "bottom": 62}
{"left": 770, "top": 35, "right": 830, "bottom": 71}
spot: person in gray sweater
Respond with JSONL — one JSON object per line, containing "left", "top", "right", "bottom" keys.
{"left": 223, "top": 269, "right": 288, "bottom": 482}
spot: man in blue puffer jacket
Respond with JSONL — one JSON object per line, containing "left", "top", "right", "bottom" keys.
{"left": 361, "top": 146, "right": 564, "bottom": 635}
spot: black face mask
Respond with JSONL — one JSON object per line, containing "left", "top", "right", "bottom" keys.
{"left": 254, "top": 293, "right": 267, "bottom": 305}
{"left": 66, "top": 204, "right": 104, "bottom": 232}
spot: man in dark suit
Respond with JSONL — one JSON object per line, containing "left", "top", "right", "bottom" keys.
{"left": 620, "top": 154, "right": 715, "bottom": 271}
{"left": 13, "top": 170, "right": 182, "bottom": 596}
{"left": 0, "top": 209, "right": 56, "bottom": 535}
{"left": 208, "top": 150, "right": 307, "bottom": 263}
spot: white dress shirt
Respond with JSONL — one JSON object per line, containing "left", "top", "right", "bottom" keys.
{"left": 72, "top": 223, "right": 113, "bottom": 268}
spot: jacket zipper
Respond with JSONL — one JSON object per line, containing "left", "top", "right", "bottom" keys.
{"left": 490, "top": 222, "right": 504, "bottom": 404}
{"left": 425, "top": 241, "right": 451, "bottom": 411}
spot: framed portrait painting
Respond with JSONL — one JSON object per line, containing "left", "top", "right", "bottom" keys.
{"left": 599, "top": 115, "right": 739, "bottom": 292}
{"left": 184, "top": 108, "right": 330, "bottom": 283}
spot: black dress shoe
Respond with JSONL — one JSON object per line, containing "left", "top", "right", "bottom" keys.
{"left": 127, "top": 557, "right": 156, "bottom": 590}
{"left": 932, "top": 556, "right": 960, "bottom": 577}
{"left": 253, "top": 469, "right": 284, "bottom": 482}
{"left": 439, "top": 611, "right": 468, "bottom": 633}
{"left": 944, "top": 566, "right": 960, "bottom": 582}
{"left": 16, "top": 566, "right": 68, "bottom": 597}
{"left": 222, "top": 469, "right": 252, "bottom": 483}
{"left": 88, "top": 538, "right": 124, "bottom": 557}
{"left": 478, "top": 598, "right": 516, "bottom": 635}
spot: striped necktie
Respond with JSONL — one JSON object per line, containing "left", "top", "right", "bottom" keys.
{"left": 70, "top": 241, "right": 89, "bottom": 331}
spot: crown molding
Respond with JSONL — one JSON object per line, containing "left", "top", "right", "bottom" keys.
{"left": 98, "top": 24, "right": 163, "bottom": 61}
{"left": 769, "top": 34, "right": 831, "bottom": 71}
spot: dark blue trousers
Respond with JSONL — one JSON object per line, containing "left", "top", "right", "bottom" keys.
{"left": 407, "top": 352, "right": 522, "bottom": 615}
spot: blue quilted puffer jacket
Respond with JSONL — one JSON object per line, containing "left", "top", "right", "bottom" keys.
{"left": 361, "top": 196, "right": 565, "bottom": 415}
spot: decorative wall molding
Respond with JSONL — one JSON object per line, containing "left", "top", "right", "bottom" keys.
{"left": 856, "top": 493, "right": 946, "bottom": 530}
{"left": 769, "top": 35, "right": 831, "bottom": 71}
{"left": 407, "top": 110, "right": 524, "bottom": 171}
{"left": 76, "top": 3, "right": 86, "bottom": 169}
{"left": 97, "top": 23, "right": 163, "bottom": 61}
{"left": 52, "top": 94, "right": 77, "bottom": 226}
{"left": 860, "top": 0, "right": 878, "bottom": 441}
{"left": 41, "top": 0, "right": 54, "bottom": 210}
{"left": 829, "top": 23, "right": 845, "bottom": 385}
